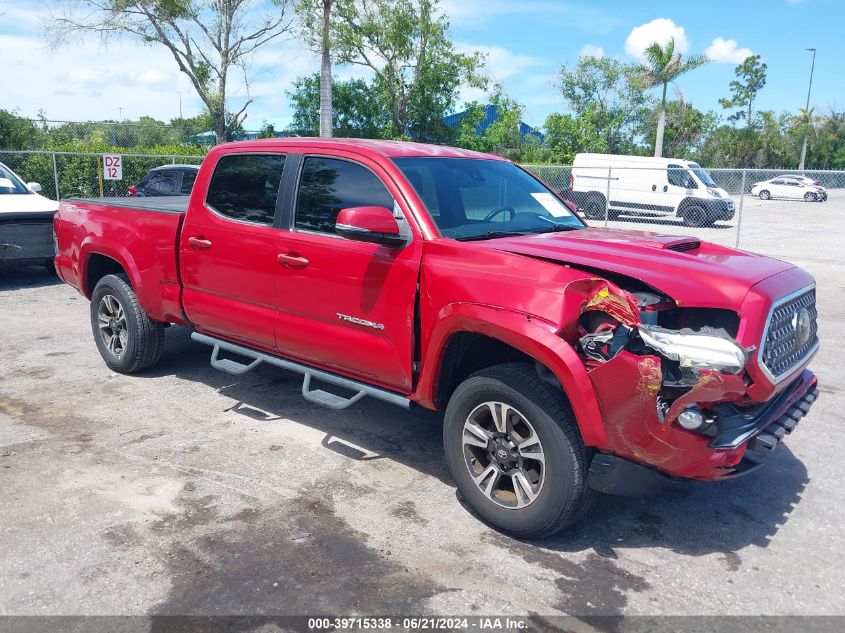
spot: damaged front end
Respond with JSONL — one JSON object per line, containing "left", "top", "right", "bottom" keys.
{"left": 568, "top": 279, "right": 818, "bottom": 488}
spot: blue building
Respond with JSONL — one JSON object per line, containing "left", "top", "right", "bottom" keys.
{"left": 442, "top": 104, "right": 544, "bottom": 144}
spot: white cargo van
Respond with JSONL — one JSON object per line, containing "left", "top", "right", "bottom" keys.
{"left": 567, "top": 153, "right": 734, "bottom": 227}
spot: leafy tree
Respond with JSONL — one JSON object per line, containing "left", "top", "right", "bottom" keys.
{"left": 639, "top": 101, "right": 716, "bottom": 158}
{"left": 286, "top": 74, "right": 388, "bottom": 138}
{"left": 719, "top": 55, "right": 767, "bottom": 129}
{"left": 634, "top": 37, "right": 708, "bottom": 157}
{"left": 543, "top": 109, "right": 611, "bottom": 164}
{"left": 0, "top": 109, "right": 43, "bottom": 150}
{"left": 454, "top": 90, "right": 523, "bottom": 155}
{"left": 557, "top": 56, "right": 651, "bottom": 153}
{"left": 325, "top": 0, "right": 485, "bottom": 138}
{"left": 47, "top": 1, "right": 295, "bottom": 144}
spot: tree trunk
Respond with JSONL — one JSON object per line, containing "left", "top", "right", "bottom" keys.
{"left": 319, "top": 0, "right": 333, "bottom": 138}
{"left": 214, "top": 112, "right": 227, "bottom": 145}
{"left": 654, "top": 82, "right": 667, "bottom": 158}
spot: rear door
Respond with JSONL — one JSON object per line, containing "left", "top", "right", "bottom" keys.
{"left": 179, "top": 152, "right": 287, "bottom": 350}
{"left": 273, "top": 151, "right": 422, "bottom": 391}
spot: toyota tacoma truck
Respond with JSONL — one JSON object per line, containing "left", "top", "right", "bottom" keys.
{"left": 53, "top": 139, "right": 820, "bottom": 538}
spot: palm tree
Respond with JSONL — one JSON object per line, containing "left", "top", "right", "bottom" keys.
{"left": 795, "top": 107, "right": 816, "bottom": 170}
{"left": 319, "top": 0, "right": 333, "bottom": 138}
{"left": 636, "top": 38, "right": 708, "bottom": 157}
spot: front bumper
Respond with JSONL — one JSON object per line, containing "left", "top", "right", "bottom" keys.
{"left": 589, "top": 371, "right": 819, "bottom": 494}
{"left": 704, "top": 198, "right": 735, "bottom": 220}
{"left": 0, "top": 211, "right": 56, "bottom": 268}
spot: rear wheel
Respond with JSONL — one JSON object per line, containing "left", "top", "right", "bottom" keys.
{"left": 804, "top": 192, "right": 817, "bottom": 202}
{"left": 759, "top": 189, "right": 771, "bottom": 200}
{"left": 90, "top": 274, "right": 164, "bottom": 373}
{"left": 681, "top": 204, "right": 712, "bottom": 227}
{"left": 443, "top": 363, "right": 593, "bottom": 538}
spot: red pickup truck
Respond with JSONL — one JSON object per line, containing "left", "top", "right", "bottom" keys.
{"left": 53, "top": 138, "right": 820, "bottom": 537}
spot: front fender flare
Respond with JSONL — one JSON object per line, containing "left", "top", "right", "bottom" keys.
{"left": 414, "top": 303, "right": 606, "bottom": 446}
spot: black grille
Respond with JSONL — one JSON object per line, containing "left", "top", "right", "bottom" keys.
{"left": 761, "top": 288, "right": 818, "bottom": 379}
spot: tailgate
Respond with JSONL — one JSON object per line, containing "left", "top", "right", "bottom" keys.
{"left": 0, "top": 212, "right": 55, "bottom": 264}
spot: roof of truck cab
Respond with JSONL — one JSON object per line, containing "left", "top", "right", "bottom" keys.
{"left": 213, "top": 137, "right": 508, "bottom": 160}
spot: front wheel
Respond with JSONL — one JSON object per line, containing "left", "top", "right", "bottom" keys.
{"left": 759, "top": 189, "right": 771, "bottom": 200}
{"left": 681, "top": 205, "right": 713, "bottom": 227}
{"left": 804, "top": 192, "right": 817, "bottom": 202}
{"left": 90, "top": 273, "right": 164, "bottom": 373}
{"left": 443, "top": 363, "right": 593, "bottom": 538}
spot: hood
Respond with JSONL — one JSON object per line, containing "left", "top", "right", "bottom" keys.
{"left": 483, "top": 227, "right": 794, "bottom": 309}
{"left": 0, "top": 191, "right": 59, "bottom": 214}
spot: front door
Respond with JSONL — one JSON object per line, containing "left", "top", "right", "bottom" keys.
{"left": 666, "top": 163, "right": 696, "bottom": 212}
{"left": 179, "top": 152, "right": 286, "bottom": 350}
{"left": 274, "top": 152, "right": 422, "bottom": 392}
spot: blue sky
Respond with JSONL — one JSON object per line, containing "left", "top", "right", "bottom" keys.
{"left": 1, "top": 0, "right": 841, "bottom": 130}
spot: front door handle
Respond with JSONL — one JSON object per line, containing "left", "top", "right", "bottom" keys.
{"left": 652, "top": 184, "right": 657, "bottom": 191}
{"left": 277, "top": 253, "right": 309, "bottom": 269}
{"left": 188, "top": 236, "right": 212, "bottom": 250}
{"left": 663, "top": 185, "right": 668, "bottom": 192}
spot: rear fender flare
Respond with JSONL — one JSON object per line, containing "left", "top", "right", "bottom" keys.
{"left": 415, "top": 303, "right": 606, "bottom": 446}
{"left": 79, "top": 238, "right": 142, "bottom": 298}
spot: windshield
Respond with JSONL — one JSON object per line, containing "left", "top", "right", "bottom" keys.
{"left": 687, "top": 163, "right": 717, "bottom": 188}
{"left": 393, "top": 157, "right": 583, "bottom": 240}
{"left": 0, "top": 164, "right": 29, "bottom": 195}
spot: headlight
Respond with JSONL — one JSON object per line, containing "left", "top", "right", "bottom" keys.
{"left": 706, "top": 188, "right": 721, "bottom": 197}
{"left": 637, "top": 325, "right": 747, "bottom": 374}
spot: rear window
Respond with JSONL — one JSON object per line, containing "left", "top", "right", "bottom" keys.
{"left": 206, "top": 154, "right": 285, "bottom": 225}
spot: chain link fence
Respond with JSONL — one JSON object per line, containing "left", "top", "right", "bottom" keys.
{"left": 0, "top": 150, "right": 205, "bottom": 199}
{"left": 524, "top": 164, "right": 844, "bottom": 264}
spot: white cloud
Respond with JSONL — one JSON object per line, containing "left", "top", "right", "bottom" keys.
{"left": 624, "top": 18, "right": 689, "bottom": 62}
{"left": 137, "top": 69, "right": 173, "bottom": 90}
{"left": 705, "top": 37, "right": 754, "bottom": 64}
{"left": 579, "top": 44, "right": 604, "bottom": 59}
{"left": 458, "top": 44, "right": 544, "bottom": 81}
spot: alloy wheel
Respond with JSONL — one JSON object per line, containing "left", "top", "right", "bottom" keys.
{"left": 97, "top": 294, "right": 128, "bottom": 357}
{"left": 462, "top": 401, "right": 546, "bottom": 509}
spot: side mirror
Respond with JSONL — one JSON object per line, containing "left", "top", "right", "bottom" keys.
{"left": 28, "top": 182, "right": 43, "bottom": 193}
{"left": 335, "top": 206, "right": 406, "bottom": 247}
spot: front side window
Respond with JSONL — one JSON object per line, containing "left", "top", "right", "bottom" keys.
{"left": 180, "top": 170, "right": 197, "bottom": 194}
{"left": 295, "top": 157, "right": 394, "bottom": 233}
{"left": 206, "top": 154, "right": 285, "bottom": 225}
{"left": 667, "top": 164, "right": 688, "bottom": 187}
{"left": 393, "top": 157, "right": 583, "bottom": 241}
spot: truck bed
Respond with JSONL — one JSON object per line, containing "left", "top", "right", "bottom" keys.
{"left": 64, "top": 196, "right": 189, "bottom": 214}
{"left": 54, "top": 196, "right": 187, "bottom": 324}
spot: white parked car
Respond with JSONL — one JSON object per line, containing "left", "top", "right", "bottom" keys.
{"left": 775, "top": 174, "right": 821, "bottom": 187}
{"left": 564, "top": 153, "right": 734, "bottom": 227}
{"left": 750, "top": 177, "right": 827, "bottom": 202}
{"left": 0, "top": 161, "right": 59, "bottom": 271}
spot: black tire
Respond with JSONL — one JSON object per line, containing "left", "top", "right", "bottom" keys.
{"left": 443, "top": 363, "right": 593, "bottom": 538}
{"left": 759, "top": 189, "right": 771, "bottom": 200}
{"left": 803, "top": 192, "right": 817, "bottom": 202}
{"left": 90, "top": 273, "right": 164, "bottom": 373}
{"left": 681, "top": 204, "right": 712, "bottom": 227}
{"left": 583, "top": 193, "right": 607, "bottom": 220}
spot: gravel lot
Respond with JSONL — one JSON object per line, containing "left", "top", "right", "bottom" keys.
{"left": 1, "top": 217, "right": 843, "bottom": 623}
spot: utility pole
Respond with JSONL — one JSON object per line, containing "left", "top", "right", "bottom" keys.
{"left": 798, "top": 48, "right": 816, "bottom": 172}
{"left": 178, "top": 91, "right": 183, "bottom": 119}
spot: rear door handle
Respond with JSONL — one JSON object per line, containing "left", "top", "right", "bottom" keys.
{"left": 188, "top": 236, "right": 212, "bottom": 250}
{"left": 277, "top": 253, "right": 309, "bottom": 269}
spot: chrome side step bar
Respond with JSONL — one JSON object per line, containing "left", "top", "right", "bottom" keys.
{"left": 191, "top": 332, "right": 410, "bottom": 411}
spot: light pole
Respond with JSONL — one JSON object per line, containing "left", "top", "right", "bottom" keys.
{"left": 798, "top": 47, "right": 816, "bottom": 172}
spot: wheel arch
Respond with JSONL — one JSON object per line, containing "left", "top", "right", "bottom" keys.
{"left": 415, "top": 303, "right": 606, "bottom": 446}
{"left": 79, "top": 239, "right": 141, "bottom": 299}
